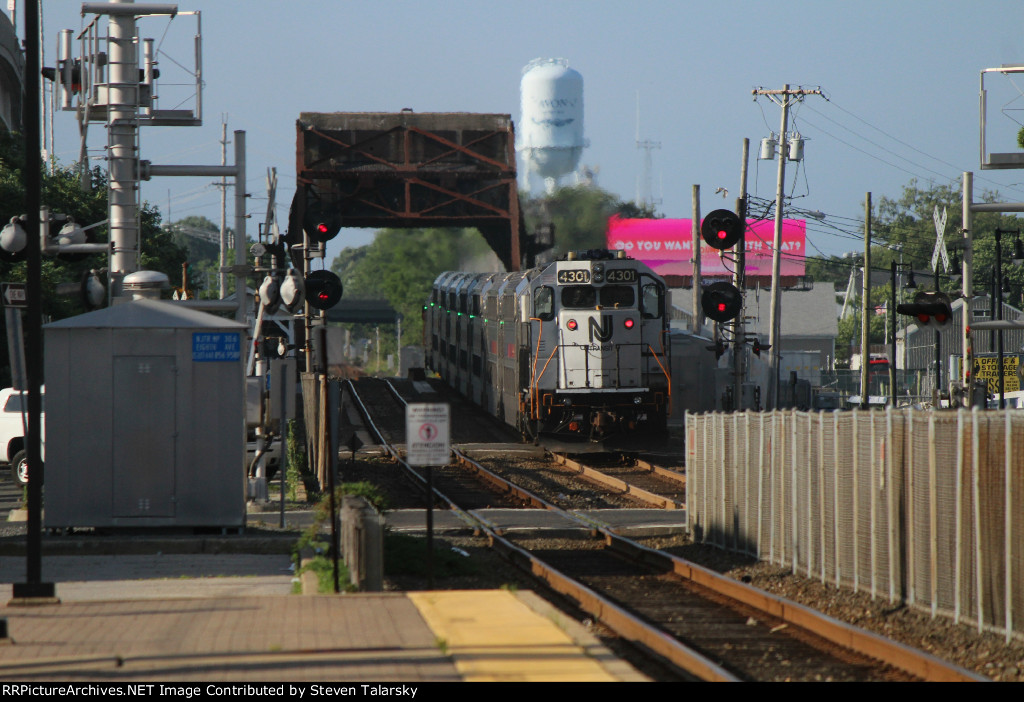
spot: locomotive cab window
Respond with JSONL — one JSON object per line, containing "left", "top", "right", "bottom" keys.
{"left": 534, "top": 286, "right": 554, "bottom": 320}
{"left": 561, "top": 286, "right": 597, "bottom": 309}
{"left": 641, "top": 283, "right": 664, "bottom": 319}
{"left": 599, "top": 285, "right": 635, "bottom": 308}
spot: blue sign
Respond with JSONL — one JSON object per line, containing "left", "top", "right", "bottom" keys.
{"left": 192, "top": 332, "right": 241, "bottom": 362}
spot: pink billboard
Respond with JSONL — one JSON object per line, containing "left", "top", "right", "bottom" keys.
{"left": 606, "top": 215, "right": 806, "bottom": 277}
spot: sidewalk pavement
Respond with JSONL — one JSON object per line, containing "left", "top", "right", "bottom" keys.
{"left": 0, "top": 549, "right": 646, "bottom": 681}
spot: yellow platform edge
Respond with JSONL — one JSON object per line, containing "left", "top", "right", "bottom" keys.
{"left": 407, "top": 589, "right": 650, "bottom": 683}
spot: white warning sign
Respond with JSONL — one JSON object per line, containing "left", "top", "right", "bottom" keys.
{"left": 406, "top": 403, "right": 450, "bottom": 466}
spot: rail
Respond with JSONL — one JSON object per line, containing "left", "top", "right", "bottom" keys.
{"left": 344, "top": 379, "right": 983, "bottom": 681}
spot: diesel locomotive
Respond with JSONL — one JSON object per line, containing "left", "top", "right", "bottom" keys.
{"left": 425, "top": 250, "right": 671, "bottom": 439}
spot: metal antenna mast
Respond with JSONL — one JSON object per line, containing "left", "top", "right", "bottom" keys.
{"left": 635, "top": 91, "right": 661, "bottom": 210}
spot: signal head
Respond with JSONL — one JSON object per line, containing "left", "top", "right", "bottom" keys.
{"left": 701, "top": 281, "right": 743, "bottom": 323}
{"left": 304, "top": 270, "right": 343, "bottom": 310}
{"left": 700, "top": 209, "right": 743, "bottom": 250}
{"left": 302, "top": 196, "right": 342, "bottom": 243}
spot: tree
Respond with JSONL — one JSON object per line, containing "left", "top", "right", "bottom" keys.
{"left": 165, "top": 215, "right": 227, "bottom": 298}
{"left": 0, "top": 131, "right": 188, "bottom": 384}
{"left": 521, "top": 184, "right": 657, "bottom": 254}
{"left": 874, "top": 179, "right": 1024, "bottom": 302}
{"left": 330, "top": 227, "right": 492, "bottom": 352}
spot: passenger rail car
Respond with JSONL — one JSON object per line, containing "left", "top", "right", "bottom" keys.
{"left": 425, "top": 250, "right": 671, "bottom": 439}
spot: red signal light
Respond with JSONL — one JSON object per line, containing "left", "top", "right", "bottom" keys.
{"left": 718, "top": 303, "right": 727, "bottom": 312}
{"left": 717, "top": 229, "right": 727, "bottom": 240}
{"left": 317, "top": 222, "right": 329, "bottom": 235}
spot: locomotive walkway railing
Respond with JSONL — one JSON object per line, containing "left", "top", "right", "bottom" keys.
{"left": 686, "top": 407, "right": 1024, "bottom": 642}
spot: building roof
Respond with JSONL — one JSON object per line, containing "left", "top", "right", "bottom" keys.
{"left": 743, "top": 286, "right": 839, "bottom": 337}
{"left": 44, "top": 299, "right": 248, "bottom": 330}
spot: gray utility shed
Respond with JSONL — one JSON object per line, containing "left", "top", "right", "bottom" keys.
{"left": 44, "top": 299, "right": 247, "bottom": 529}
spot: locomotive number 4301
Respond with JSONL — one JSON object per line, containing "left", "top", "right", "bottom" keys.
{"left": 605, "top": 269, "right": 636, "bottom": 282}
{"left": 557, "top": 269, "right": 591, "bottom": 284}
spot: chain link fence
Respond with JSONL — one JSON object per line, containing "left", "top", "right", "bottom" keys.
{"left": 686, "top": 408, "right": 1024, "bottom": 641}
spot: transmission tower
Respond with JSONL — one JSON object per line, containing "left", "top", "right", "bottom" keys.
{"left": 635, "top": 91, "right": 661, "bottom": 211}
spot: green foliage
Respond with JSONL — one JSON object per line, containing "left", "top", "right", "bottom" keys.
{"left": 291, "top": 480, "right": 391, "bottom": 593}
{"left": 835, "top": 287, "right": 891, "bottom": 365}
{"left": 331, "top": 228, "right": 490, "bottom": 353}
{"left": 383, "top": 533, "right": 479, "bottom": 578}
{"left": 521, "top": 184, "right": 656, "bottom": 254}
{"left": 297, "top": 480, "right": 390, "bottom": 552}
{"left": 295, "top": 553, "right": 356, "bottom": 594}
{"left": 804, "top": 255, "right": 855, "bottom": 288}
{"left": 0, "top": 132, "right": 188, "bottom": 385}
{"left": 285, "top": 419, "right": 306, "bottom": 502}
{"left": 874, "top": 178, "right": 1024, "bottom": 296}
{"left": 1018, "top": 126, "right": 1024, "bottom": 151}
{"left": 166, "top": 215, "right": 225, "bottom": 298}
{"left": 829, "top": 178, "right": 1024, "bottom": 363}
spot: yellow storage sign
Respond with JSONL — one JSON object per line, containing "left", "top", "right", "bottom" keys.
{"left": 964, "top": 355, "right": 1022, "bottom": 393}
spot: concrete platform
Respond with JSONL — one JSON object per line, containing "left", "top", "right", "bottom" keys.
{"left": 0, "top": 553, "right": 646, "bottom": 681}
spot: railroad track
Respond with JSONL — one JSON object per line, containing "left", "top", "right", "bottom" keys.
{"left": 343, "top": 377, "right": 985, "bottom": 682}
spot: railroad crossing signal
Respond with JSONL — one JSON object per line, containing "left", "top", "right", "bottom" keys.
{"left": 931, "top": 206, "right": 950, "bottom": 272}
{"left": 896, "top": 290, "right": 953, "bottom": 329}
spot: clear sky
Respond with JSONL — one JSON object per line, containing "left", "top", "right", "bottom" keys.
{"left": 26, "top": 0, "right": 1024, "bottom": 269}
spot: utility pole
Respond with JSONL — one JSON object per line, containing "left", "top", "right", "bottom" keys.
{"left": 733, "top": 139, "right": 749, "bottom": 409}
{"left": 860, "top": 193, "right": 871, "bottom": 409}
{"left": 691, "top": 185, "right": 702, "bottom": 334}
{"left": 752, "top": 85, "right": 822, "bottom": 409}
{"left": 962, "top": 172, "right": 974, "bottom": 405}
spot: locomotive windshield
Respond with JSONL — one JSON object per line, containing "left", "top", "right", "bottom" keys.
{"left": 560, "top": 285, "right": 636, "bottom": 309}
{"left": 599, "top": 285, "right": 635, "bottom": 308}
{"left": 561, "top": 286, "right": 597, "bottom": 308}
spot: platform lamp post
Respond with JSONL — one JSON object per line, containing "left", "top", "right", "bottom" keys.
{"left": 890, "top": 261, "right": 917, "bottom": 407}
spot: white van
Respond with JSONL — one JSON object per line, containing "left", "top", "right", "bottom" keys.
{"left": 0, "top": 387, "right": 45, "bottom": 484}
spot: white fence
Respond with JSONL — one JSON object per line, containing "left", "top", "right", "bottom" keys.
{"left": 685, "top": 408, "right": 1024, "bottom": 640}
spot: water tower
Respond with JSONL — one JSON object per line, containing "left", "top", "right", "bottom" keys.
{"left": 518, "top": 58, "right": 585, "bottom": 194}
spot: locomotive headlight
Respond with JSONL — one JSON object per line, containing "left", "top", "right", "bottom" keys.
{"left": 594, "top": 263, "right": 605, "bottom": 273}
{"left": 634, "top": 395, "right": 643, "bottom": 405}
{"left": 566, "top": 319, "right": 578, "bottom": 331}
{"left": 624, "top": 318, "right": 635, "bottom": 329}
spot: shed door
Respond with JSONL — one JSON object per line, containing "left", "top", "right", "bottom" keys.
{"left": 113, "top": 355, "right": 176, "bottom": 517}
